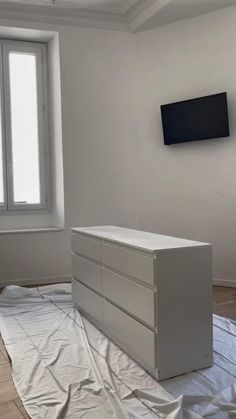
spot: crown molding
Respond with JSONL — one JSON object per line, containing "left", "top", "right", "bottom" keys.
{"left": 0, "top": 0, "right": 174, "bottom": 32}
{"left": 0, "top": 3, "right": 128, "bottom": 31}
{"left": 127, "top": 0, "right": 173, "bottom": 32}
{"left": 120, "top": 0, "right": 141, "bottom": 14}
{"left": 0, "top": 0, "right": 139, "bottom": 14}
{"left": 0, "top": 0, "right": 234, "bottom": 32}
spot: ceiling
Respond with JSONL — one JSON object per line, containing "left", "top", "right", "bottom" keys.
{"left": 0, "top": 0, "right": 236, "bottom": 32}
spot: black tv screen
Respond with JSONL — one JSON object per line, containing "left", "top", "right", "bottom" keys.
{"left": 161, "top": 92, "right": 229, "bottom": 145}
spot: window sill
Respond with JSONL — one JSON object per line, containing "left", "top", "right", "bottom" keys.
{"left": 0, "top": 227, "right": 64, "bottom": 235}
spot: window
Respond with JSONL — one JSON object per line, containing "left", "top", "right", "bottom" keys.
{"left": 0, "top": 40, "right": 49, "bottom": 212}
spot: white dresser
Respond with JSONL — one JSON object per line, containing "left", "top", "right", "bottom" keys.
{"left": 71, "top": 225, "right": 213, "bottom": 381}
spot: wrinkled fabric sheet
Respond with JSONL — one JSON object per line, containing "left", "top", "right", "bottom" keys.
{"left": 0, "top": 285, "right": 235, "bottom": 418}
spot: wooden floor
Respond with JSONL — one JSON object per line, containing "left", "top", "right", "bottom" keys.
{"left": 0, "top": 340, "right": 29, "bottom": 418}
{"left": 213, "top": 286, "right": 236, "bottom": 320}
{"left": 0, "top": 285, "right": 235, "bottom": 418}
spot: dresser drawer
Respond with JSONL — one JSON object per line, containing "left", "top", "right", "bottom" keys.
{"left": 72, "top": 254, "right": 102, "bottom": 294}
{"left": 72, "top": 279, "right": 102, "bottom": 324}
{"left": 103, "top": 300, "right": 155, "bottom": 370}
{"left": 103, "top": 242, "right": 154, "bottom": 286}
{"left": 71, "top": 233, "right": 102, "bottom": 263}
{"left": 103, "top": 268, "right": 155, "bottom": 328}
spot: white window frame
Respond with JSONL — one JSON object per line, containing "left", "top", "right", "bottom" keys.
{"left": 0, "top": 39, "right": 50, "bottom": 213}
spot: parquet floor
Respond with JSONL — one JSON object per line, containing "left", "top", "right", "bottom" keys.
{"left": 0, "top": 339, "right": 29, "bottom": 418}
{"left": 0, "top": 285, "right": 235, "bottom": 418}
{"left": 213, "top": 286, "right": 236, "bottom": 320}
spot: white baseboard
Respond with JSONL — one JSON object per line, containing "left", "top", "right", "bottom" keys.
{"left": 0, "top": 275, "right": 72, "bottom": 289}
{"left": 213, "top": 278, "right": 236, "bottom": 288}
{"left": 1, "top": 276, "right": 235, "bottom": 289}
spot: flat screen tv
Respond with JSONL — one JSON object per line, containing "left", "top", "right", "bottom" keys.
{"left": 161, "top": 92, "right": 229, "bottom": 145}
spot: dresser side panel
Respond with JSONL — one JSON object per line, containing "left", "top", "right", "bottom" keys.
{"left": 156, "top": 245, "right": 213, "bottom": 380}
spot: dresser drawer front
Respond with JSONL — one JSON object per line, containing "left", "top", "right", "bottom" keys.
{"left": 103, "top": 268, "right": 155, "bottom": 328}
{"left": 103, "top": 300, "right": 155, "bottom": 369}
{"left": 103, "top": 242, "right": 154, "bottom": 286}
{"left": 71, "top": 233, "right": 102, "bottom": 263}
{"left": 72, "top": 254, "right": 102, "bottom": 294}
{"left": 72, "top": 279, "right": 102, "bottom": 324}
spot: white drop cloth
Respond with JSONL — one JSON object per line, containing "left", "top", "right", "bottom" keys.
{"left": 0, "top": 284, "right": 235, "bottom": 419}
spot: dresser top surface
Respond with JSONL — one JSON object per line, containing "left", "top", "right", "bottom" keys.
{"left": 72, "top": 226, "right": 210, "bottom": 252}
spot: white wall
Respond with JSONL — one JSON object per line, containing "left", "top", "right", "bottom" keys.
{"left": 134, "top": 6, "right": 236, "bottom": 284}
{"left": 1, "top": 5, "right": 236, "bottom": 286}
{"left": 0, "top": 20, "right": 140, "bottom": 285}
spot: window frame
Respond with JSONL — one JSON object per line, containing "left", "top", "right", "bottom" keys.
{"left": 0, "top": 46, "right": 7, "bottom": 211}
{"left": 0, "top": 39, "right": 50, "bottom": 213}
